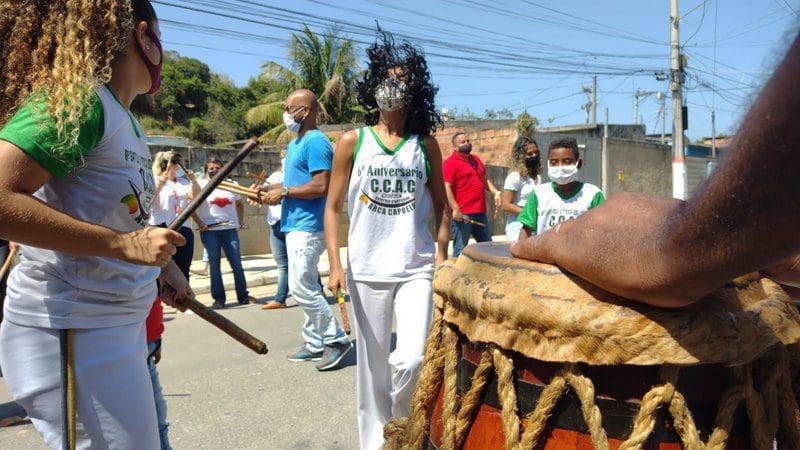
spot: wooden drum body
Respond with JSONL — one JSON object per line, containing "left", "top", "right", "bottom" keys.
{"left": 384, "top": 242, "right": 800, "bottom": 450}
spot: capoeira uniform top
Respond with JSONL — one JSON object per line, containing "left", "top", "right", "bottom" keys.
{"left": 517, "top": 181, "right": 605, "bottom": 235}
{"left": 0, "top": 85, "right": 159, "bottom": 329}
{"left": 0, "top": 85, "right": 162, "bottom": 448}
{"left": 346, "top": 126, "right": 434, "bottom": 282}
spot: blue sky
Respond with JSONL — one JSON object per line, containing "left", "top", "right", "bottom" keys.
{"left": 153, "top": 0, "right": 798, "bottom": 141}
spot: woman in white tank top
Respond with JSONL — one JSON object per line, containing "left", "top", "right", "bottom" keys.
{"left": 324, "top": 32, "right": 450, "bottom": 450}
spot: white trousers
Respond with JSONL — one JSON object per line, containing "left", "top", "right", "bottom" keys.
{"left": 348, "top": 277, "right": 433, "bottom": 450}
{"left": 0, "top": 320, "right": 158, "bottom": 450}
{"left": 286, "top": 231, "right": 348, "bottom": 352}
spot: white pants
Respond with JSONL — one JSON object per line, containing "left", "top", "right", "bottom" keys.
{"left": 0, "top": 320, "right": 159, "bottom": 450}
{"left": 505, "top": 218, "right": 523, "bottom": 241}
{"left": 348, "top": 277, "right": 433, "bottom": 450}
{"left": 286, "top": 231, "right": 348, "bottom": 352}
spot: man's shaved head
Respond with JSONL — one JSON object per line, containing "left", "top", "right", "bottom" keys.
{"left": 287, "top": 89, "right": 320, "bottom": 113}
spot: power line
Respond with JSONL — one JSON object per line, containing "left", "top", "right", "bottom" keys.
{"left": 155, "top": 1, "right": 663, "bottom": 76}
{"left": 682, "top": 0, "right": 708, "bottom": 45}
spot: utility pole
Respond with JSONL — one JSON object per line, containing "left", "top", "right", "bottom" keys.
{"left": 658, "top": 92, "right": 666, "bottom": 143}
{"left": 711, "top": 110, "right": 716, "bottom": 158}
{"left": 633, "top": 89, "right": 657, "bottom": 125}
{"left": 592, "top": 75, "right": 597, "bottom": 125}
{"left": 581, "top": 82, "right": 593, "bottom": 124}
{"left": 670, "top": 0, "right": 687, "bottom": 199}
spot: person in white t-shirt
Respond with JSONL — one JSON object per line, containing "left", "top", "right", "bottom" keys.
{"left": 0, "top": 2, "right": 190, "bottom": 448}
{"left": 195, "top": 156, "right": 255, "bottom": 309}
{"left": 151, "top": 150, "right": 200, "bottom": 279}
{"left": 501, "top": 136, "right": 540, "bottom": 240}
{"left": 517, "top": 137, "right": 604, "bottom": 238}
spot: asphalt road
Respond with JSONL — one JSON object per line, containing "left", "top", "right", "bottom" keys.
{"left": 0, "top": 282, "right": 361, "bottom": 449}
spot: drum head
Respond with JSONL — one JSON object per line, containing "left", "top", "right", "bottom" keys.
{"left": 433, "top": 242, "right": 800, "bottom": 365}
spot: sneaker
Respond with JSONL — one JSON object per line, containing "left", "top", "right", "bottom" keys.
{"left": 315, "top": 341, "right": 353, "bottom": 371}
{"left": 287, "top": 345, "right": 323, "bottom": 362}
{"left": 211, "top": 302, "right": 224, "bottom": 310}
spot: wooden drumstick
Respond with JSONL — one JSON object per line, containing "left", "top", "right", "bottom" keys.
{"left": 164, "top": 283, "right": 267, "bottom": 354}
{"left": 165, "top": 138, "right": 269, "bottom": 355}
{"left": 336, "top": 290, "right": 351, "bottom": 335}
{"left": 217, "top": 182, "right": 268, "bottom": 203}
{"left": 462, "top": 218, "right": 486, "bottom": 227}
{"left": 60, "top": 328, "right": 76, "bottom": 450}
{"left": 0, "top": 246, "right": 18, "bottom": 280}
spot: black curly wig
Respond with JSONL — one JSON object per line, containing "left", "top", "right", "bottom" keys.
{"left": 356, "top": 31, "right": 442, "bottom": 136}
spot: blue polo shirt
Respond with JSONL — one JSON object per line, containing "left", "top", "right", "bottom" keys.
{"left": 281, "top": 129, "right": 333, "bottom": 233}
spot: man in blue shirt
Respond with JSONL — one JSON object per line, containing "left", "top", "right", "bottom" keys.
{"left": 262, "top": 89, "right": 351, "bottom": 371}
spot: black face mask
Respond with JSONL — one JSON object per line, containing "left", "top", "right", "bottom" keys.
{"left": 525, "top": 156, "right": 540, "bottom": 170}
{"left": 207, "top": 170, "right": 219, "bottom": 177}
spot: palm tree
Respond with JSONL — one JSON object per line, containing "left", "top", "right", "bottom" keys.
{"left": 245, "top": 26, "right": 361, "bottom": 142}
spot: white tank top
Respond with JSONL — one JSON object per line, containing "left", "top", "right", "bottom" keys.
{"left": 346, "top": 127, "right": 434, "bottom": 281}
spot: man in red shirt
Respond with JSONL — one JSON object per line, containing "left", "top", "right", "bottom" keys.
{"left": 443, "top": 132, "right": 502, "bottom": 257}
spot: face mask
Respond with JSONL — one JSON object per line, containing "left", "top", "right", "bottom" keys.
{"left": 548, "top": 164, "right": 580, "bottom": 185}
{"left": 283, "top": 111, "right": 303, "bottom": 133}
{"left": 457, "top": 143, "right": 472, "bottom": 154}
{"left": 374, "top": 78, "right": 408, "bottom": 111}
{"left": 135, "top": 27, "right": 163, "bottom": 95}
{"left": 207, "top": 169, "right": 219, "bottom": 178}
{"left": 174, "top": 167, "right": 185, "bottom": 178}
{"left": 525, "top": 156, "right": 540, "bottom": 170}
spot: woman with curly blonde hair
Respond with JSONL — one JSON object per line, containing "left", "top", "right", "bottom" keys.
{"left": 0, "top": 1, "right": 189, "bottom": 448}
{"left": 500, "top": 136, "right": 541, "bottom": 240}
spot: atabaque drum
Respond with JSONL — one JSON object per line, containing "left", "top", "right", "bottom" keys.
{"left": 383, "top": 242, "right": 800, "bottom": 449}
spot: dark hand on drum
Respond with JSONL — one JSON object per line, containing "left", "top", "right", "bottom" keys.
{"left": 762, "top": 255, "right": 800, "bottom": 288}
{"left": 510, "top": 192, "right": 696, "bottom": 308}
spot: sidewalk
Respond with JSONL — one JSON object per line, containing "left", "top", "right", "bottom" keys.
{"left": 187, "top": 247, "right": 345, "bottom": 297}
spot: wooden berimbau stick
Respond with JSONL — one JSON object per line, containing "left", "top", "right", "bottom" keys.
{"left": 217, "top": 181, "right": 268, "bottom": 203}
{"left": 0, "top": 246, "right": 17, "bottom": 280}
{"left": 167, "top": 138, "right": 268, "bottom": 355}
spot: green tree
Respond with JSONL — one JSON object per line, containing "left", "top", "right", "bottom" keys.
{"left": 497, "top": 108, "right": 514, "bottom": 119}
{"left": 155, "top": 52, "right": 212, "bottom": 124}
{"left": 516, "top": 110, "right": 539, "bottom": 138}
{"left": 246, "top": 25, "right": 360, "bottom": 142}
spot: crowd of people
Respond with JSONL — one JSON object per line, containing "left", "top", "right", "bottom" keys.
{"left": 1, "top": 1, "right": 799, "bottom": 449}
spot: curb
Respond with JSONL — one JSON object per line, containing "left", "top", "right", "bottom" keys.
{"left": 190, "top": 269, "right": 331, "bottom": 296}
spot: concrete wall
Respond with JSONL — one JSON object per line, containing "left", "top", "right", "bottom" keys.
{"left": 603, "top": 137, "right": 672, "bottom": 198}
{"left": 321, "top": 119, "right": 518, "bottom": 166}
{"left": 686, "top": 156, "right": 716, "bottom": 195}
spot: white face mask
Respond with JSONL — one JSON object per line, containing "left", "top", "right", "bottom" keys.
{"left": 283, "top": 111, "right": 303, "bottom": 133}
{"left": 547, "top": 164, "right": 580, "bottom": 185}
